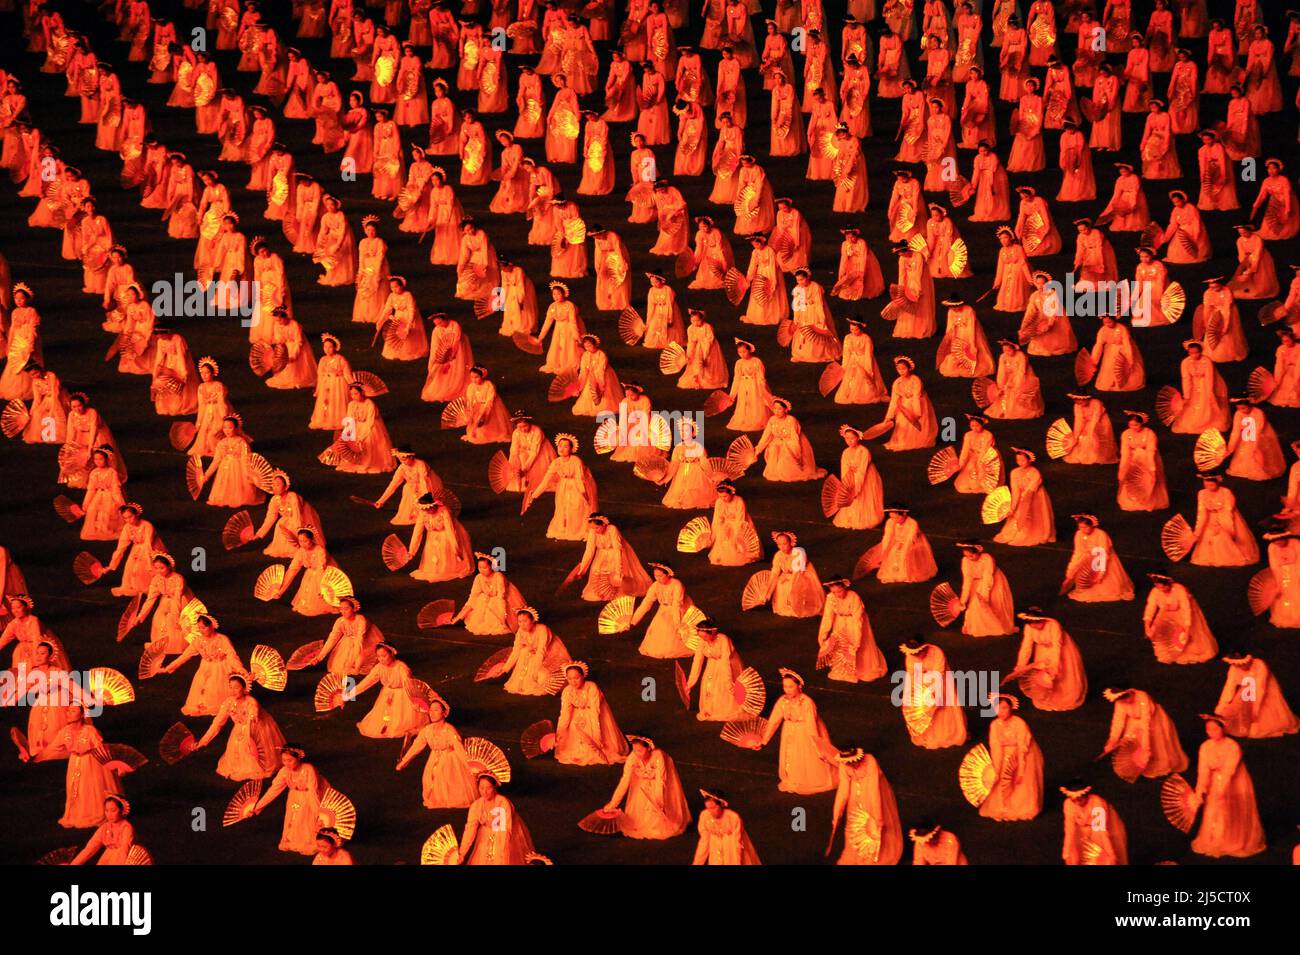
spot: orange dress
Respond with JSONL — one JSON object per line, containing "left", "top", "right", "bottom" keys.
{"left": 980, "top": 714, "right": 1043, "bottom": 820}
{"left": 994, "top": 465, "right": 1055, "bottom": 545}
{"left": 833, "top": 755, "right": 904, "bottom": 865}
{"left": 763, "top": 692, "right": 836, "bottom": 794}
{"left": 1143, "top": 582, "right": 1218, "bottom": 664}
{"left": 960, "top": 552, "right": 1016, "bottom": 636}
{"left": 692, "top": 808, "right": 761, "bottom": 864}
{"left": 1014, "top": 619, "right": 1087, "bottom": 710}
{"left": 1215, "top": 657, "right": 1300, "bottom": 739}
{"left": 402, "top": 720, "right": 478, "bottom": 809}
{"left": 1117, "top": 426, "right": 1169, "bottom": 510}
{"left": 1063, "top": 793, "right": 1128, "bottom": 864}
{"left": 556, "top": 680, "right": 629, "bottom": 765}
{"left": 353, "top": 659, "right": 427, "bottom": 738}
{"left": 1190, "top": 736, "right": 1266, "bottom": 858}
{"left": 1190, "top": 486, "right": 1259, "bottom": 566}
{"left": 878, "top": 515, "right": 939, "bottom": 583}
{"left": 756, "top": 414, "right": 823, "bottom": 481}
{"left": 461, "top": 794, "right": 535, "bottom": 864}
{"left": 607, "top": 748, "right": 692, "bottom": 839}
{"left": 203, "top": 695, "right": 285, "bottom": 781}
{"left": 1066, "top": 527, "right": 1133, "bottom": 602}
{"left": 818, "top": 590, "right": 886, "bottom": 683}
{"left": 1104, "top": 690, "right": 1188, "bottom": 781}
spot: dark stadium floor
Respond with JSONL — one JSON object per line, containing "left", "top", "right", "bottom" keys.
{"left": 1, "top": 0, "right": 1298, "bottom": 865}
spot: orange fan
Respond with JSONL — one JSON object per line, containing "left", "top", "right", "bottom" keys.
{"left": 981, "top": 486, "right": 1012, "bottom": 524}
{"left": 703, "top": 390, "right": 735, "bottom": 417}
{"left": 732, "top": 667, "right": 767, "bottom": 715}
{"left": 72, "top": 551, "right": 105, "bottom": 585}
{"left": 776, "top": 318, "right": 794, "bottom": 348}
{"left": 57, "top": 445, "right": 88, "bottom": 487}
{"left": 958, "top": 743, "right": 994, "bottom": 806}
{"left": 820, "top": 475, "right": 852, "bottom": 517}
{"left": 852, "top": 544, "right": 882, "bottom": 580}
{"left": 817, "top": 362, "right": 845, "bottom": 398}
{"left": 223, "top": 780, "right": 263, "bottom": 826}
{"left": 578, "top": 808, "right": 627, "bottom": 835}
{"left": 52, "top": 495, "right": 84, "bottom": 523}
{"left": 1193, "top": 429, "right": 1226, "bottom": 471}
{"left": 633, "top": 452, "right": 669, "bottom": 484}
{"left": 597, "top": 595, "right": 636, "bottom": 635}
{"left": 618, "top": 307, "right": 646, "bottom": 345}
{"left": 1074, "top": 349, "right": 1097, "bottom": 386}
{"left": 318, "top": 567, "right": 353, "bottom": 609}
{"left": 137, "top": 643, "right": 166, "bottom": 681}
{"left": 318, "top": 788, "right": 357, "bottom": 840}
{"left": 152, "top": 373, "right": 184, "bottom": 396}
{"left": 929, "top": 582, "right": 962, "bottom": 627}
{"left": 420, "top": 824, "right": 460, "bottom": 865}
{"left": 677, "top": 516, "right": 714, "bottom": 553}
{"left": 221, "top": 511, "right": 255, "bottom": 550}
{"left": 287, "top": 640, "right": 325, "bottom": 671}
{"left": 659, "top": 342, "right": 688, "bottom": 375}
{"left": 125, "top": 846, "right": 153, "bottom": 865}
{"left": 521, "top": 719, "right": 557, "bottom": 759}
{"left": 0, "top": 399, "right": 30, "bottom": 439}
{"left": 475, "top": 648, "right": 512, "bottom": 683}
{"left": 86, "top": 667, "right": 135, "bottom": 706}
{"left": 185, "top": 455, "right": 205, "bottom": 500}
{"left": 548, "top": 372, "right": 581, "bottom": 402}
{"left": 253, "top": 564, "right": 286, "bottom": 601}
{"left": 246, "top": 454, "right": 277, "bottom": 494}
{"left": 741, "top": 570, "right": 771, "bottom": 610}
{"left": 381, "top": 534, "right": 411, "bottom": 571}
{"left": 159, "top": 722, "right": 197, "bottom": 765}
{"left": 416, "top": 599, "right": 457, "bottom": 629}
{"left": 726, "top": 435, "right": 757, "bottom": 473}
{"left": 1247, "top": 568, "right": 1279, "bottom": 616}
{"left": 674, "top": 247, "right": 697, "bottom": 278}
{"left": 927, "top": 447, "right": 959, "bottom": 484}
{"left": 168, "top": 423, "right": 195, "bottom": 452}
{"left": 1160, "top": 514, "right": 1195, "bottom": 562}
{"left": 250, "top": 645, "right": 287, "bottom": 692}
{"left": 720, "top": 717, "right": 768, "bottom": 749}
{"left": 314, "top": 674, "right": 348, "bottom": 712}
{"left": 1150, "top": 619, "right": 1190, "bottom": 659}
{"left": 1160, "top": 773, "right": 1200, "bottom": 833}
{"left": 1161, "top": 283, "right": 1186, "bottom": 323}
{"left": 318, "top": 440, "right": 361, "bottom": 467}
{"left": 463, "top": 737, "right": 511, "bottom": 783}
{"left": 1044, "top": 418, "right": 1073, "bottom": 460}
{"left": 440, "top": 397, "right": 470, "bottom": 429}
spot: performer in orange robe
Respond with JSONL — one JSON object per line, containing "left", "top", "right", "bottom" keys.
{"left": 1012, "top": 609, "right": 1086, "bottom": 710}
{"left": 601, "top": 736, "right": 691, "bottom": 839}
{"left": 979, "top": 694, "right": 1043, "bottom": 821}
{"left": 1143, "top": 572, "right": 1219, "bottom": 664}
{"left": 1100, "top": 686, "right": 1188, "bottom": 782}
{"left": 1215, "top": 651, "right": 1300, "bottom": 739}
{"left": 1061, "top": 781, "right": 1128, "bottom": 864}
{"left": 1189, "top": 714, "right": 1266, "bottom": 858}
{"left": 828, "top": 748, "right": 903, "bottom": 865}
{"left": 752, "top": 670, "right": 836, "bottom": 794}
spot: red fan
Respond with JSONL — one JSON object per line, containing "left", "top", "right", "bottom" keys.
{"left": 548, "top": 372, "right": 581, "bottom": 402}
{"left": 381, "top": 534, "right": 411, "bottom": 571}
{"left": 137, "top": 643, "right": 166, "bottom": 681}
{"left": 185, "top": 455, "right": 205, "bottom": 500}
{"left": 314, "top": 674, "right": 348, "bottom": 712}
{"left": 168, "top": 421, "right": 197, "bottom": 452}
{"left": 221, "top": 511, "right": 256, "bottom": 550}
{"left": 99, "top": 743, "right": 148, "bottom": 776}
{"left": 117, "top": 596, "right": 142, "bottom": 643}
{"left": 723, "top": 267, "right": 749, "bottom": 306}
{"left": 521, "top": 719, "right": 557, "bottom": 759}
{"left": 159, "top": 722, "right": 197, "bottom": 765}
{"left": 0, "top": 399, "right": 30, "bottom": 439}
{"left": 861, "top": 419, "right": 894, "bottom": 440}
{"left": 820, "top": 475, "right": 852, "bottom": 517}
{"left": 52, "top": 495, "right": 84, "bottom": 523}
{"left": 512, "top": 332, "right": 544, "bottom": 355}
{"left": 287, "top": 640, "right": 325, "bottom": 670}
{"left": 475, "top": 648, "right": 512, "bottom": 682}
{"left": 1074, "top": 349, "right": 1097, "bottom": 386}
{"left": 852, "top": 544, "right": 883, "bottom": 580}
{"left": 416, "top": 599, "right": 456, "bottom": 629}
{"left": 577, "top": 808, "right": 626, "bottom": 835}
{"left": 72, "top": 552, "right": 105, "bottom": 585}
{"left": 929, "top": 582, "right": 962, "bottom": 627}
{"left": 703, "top": 390, "right": 735, "bottom": 417}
